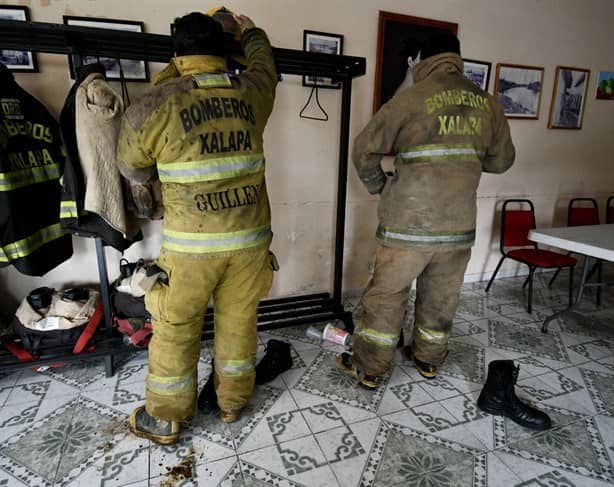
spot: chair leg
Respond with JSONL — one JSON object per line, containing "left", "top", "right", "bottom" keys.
{"left": 548, "top": 251, "right": 572, "bottom": 288}
{"left": 568, "top": 265, "right": 574, "bottom": 306}
{"left": 597, "top": 260, "right": 603, "bottom": 306}
{"left": 522, "top": 275, "right": 530, "bottom": 289}
{"left": 485, "top": 257, "right": 505, "bottom": 293}
{"left": 528, "top": 267, "right": 535, "bottom": 313}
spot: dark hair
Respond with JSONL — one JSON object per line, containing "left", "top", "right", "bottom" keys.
{"left": 173, "top": 12, "right": 225, "bottom": 57}
{"left": 420, "top": 31, "right": 461, "bottom": 60}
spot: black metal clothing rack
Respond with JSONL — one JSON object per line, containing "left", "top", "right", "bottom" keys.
{"left": 0, "top": 19, "right": 366, "bottom": 376}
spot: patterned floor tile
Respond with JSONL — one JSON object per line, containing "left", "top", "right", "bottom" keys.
{"left": 489, "top": 321, "right": 570, "bottom": 363}
{"left": 486, "top": 452, "right": 523, "bottom": 487}
{"left": 239, "top": 435, "right": 339, "bottom": 487}
{"left": 293, "top": 349, "right": 388, "bottom": 413}
{"left": 150, "top": 455, "right": 239, "bottom": 487}
{"left": 278, "top": 347, "right": 321, "bottom": 389}
{"left": 359, "top": 420, "right": 486, "bottom": 486}
{"left": 315, "top": 417, "right": 379, "bottom": 487}
{"left": 439, "top": 340, "right": 486, "bottom": 383}
{"left": 568, "top": 339, "right": 614, "bottom": 361}
{"left": 0, "top": 396, "right": 128, "bottom": 486}
{"left": 582, "top": 368, "right": 614, "bottom": 416}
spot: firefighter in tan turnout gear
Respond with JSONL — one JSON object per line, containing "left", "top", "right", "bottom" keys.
{"left": 338, "top": 32, "right": 515, "bottom": 388}
{"left": 118, "top": 12, "right": 277, "bottom": 445}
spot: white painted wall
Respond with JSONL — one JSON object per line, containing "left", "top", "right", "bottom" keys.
{"left": 1, "top": 0, "right": 613, "bottom": 313}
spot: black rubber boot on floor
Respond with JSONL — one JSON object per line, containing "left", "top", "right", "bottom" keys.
{"left": 197, "top": 360, "right": 218, "bottom": 414}
{"left": 477, "top": 360, "right": 551, "bottom": 431}
{"left": 255, "top": 339, "right": 293, "bottom": 385}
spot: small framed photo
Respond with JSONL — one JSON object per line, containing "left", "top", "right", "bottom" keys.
{"left": 548, "top": 66, "right": 590, "bottom": 129}
{"left": 303, "top": 30, "right": 344, "bottom": 89}
{"left": 596, "top": 70, "right": 614, "bottom": 100}
{"left": 63, "top": 16, "right": 150, "bottom": 82}
{"left": 495, "top": 63, "right": 544, "bottom": 119}
{"left": 463, "top": 59, "right": 491, "bottom": 92}
{"left": 0, "top": 6, "right": 38, "bottom": 72}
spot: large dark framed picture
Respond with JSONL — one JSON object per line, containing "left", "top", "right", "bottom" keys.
{"left": 494, "top": 63, "right": 544, "bottom": 119}
{"left": 0, "top": 5, "right": 38, "bottom": 72}
{"left": 374, "top": 11, "right": 458, "bottom": 112}
{"left": 463, "top": 59, "right": 491, "bottom": 92}
{"left": 302, "top": 30, "right": 344, "bottom": 89}
{"left": 63, "top": 16, "right": 150, "bottom": 82}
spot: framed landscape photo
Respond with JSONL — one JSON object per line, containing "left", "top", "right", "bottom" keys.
{"left": 548, "top": 66, "right": 590, "bottom": 129}
{"left": 596, "top": 70, "right": 614, "bottom": 100}
{"left": 63, "top": 16, "right": 149, "bottom": 82}
{"left": 302, "top": 30, "right": 344, "bottom": 89}
{"left": 0, "top": 6, "right": 38, "bottom": 72}
{"left": 463, "top": 59, "right": 491, "bottom": 91}
{"left": 374, "top": 11, "right": 458, "bottom": 112}
{"left": 495, "top": 63, "right": 544, "bottom": 119}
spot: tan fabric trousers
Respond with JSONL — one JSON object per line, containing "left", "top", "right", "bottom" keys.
{"left": 144, "top": 245, "right": 273, "bottom": 422}
{"left": 352, "top": 244, "right": 471, "bottom": 376}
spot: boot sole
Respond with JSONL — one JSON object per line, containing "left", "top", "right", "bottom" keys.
{"left": 129, "top": 408, "right": 180, "bottom": 446}
{"left": 402, "top": 347, "right": 437, "bottom": 380}
{"left": 477, "top": 401, "right": 551, "bottom": 431}
{"left": 335, "top": 354, "right": 378, "bottom": 390}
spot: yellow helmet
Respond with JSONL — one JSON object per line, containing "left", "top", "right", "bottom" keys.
{"left": 206, "top": 6, "right": 241, "bottom": 41}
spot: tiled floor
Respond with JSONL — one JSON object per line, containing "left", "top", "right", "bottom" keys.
{"left": 1, "top": 271, "right": 614, "bottom": 486}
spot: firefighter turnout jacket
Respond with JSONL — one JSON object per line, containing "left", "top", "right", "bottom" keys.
{"left": 117, "top": 27, "right": 277, "bottom": 258}
{"left": 0, "top": 65, "right": 72, "bottom": 275}
{"left": 354, "top": 53, "right": 515, "bottom": 251}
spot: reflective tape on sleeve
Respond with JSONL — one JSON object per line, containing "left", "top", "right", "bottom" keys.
{"left": 0, "top": 163, "right": 60, "bottom": 192}
{"left": 0, "top": 223, "right": 67, "bottom": 262}
{"left": 397, "top": 144, "right": 485, "bottom": 163}
{"left": 377, "top": 225, "right": 475, "bottom": 245}
{"left": 60, "top": 200, "right": 79, "bottom": 219}
{"left": 216, "top": 358, "right": 256, "bottom": 377}
{"left": 355, "top": 324, "right": 398, "bottom": 348}
{"left": 415, "top": 325, "right": 448, "bottom": 345}
{"left": 162, "top": 225, "right": 271, "bottom": 254}
{"left": 158, "top": 154, "right": 265, "bottom": 183}
{"left": 146, "top": 372, "right": 196, "bottom": 396}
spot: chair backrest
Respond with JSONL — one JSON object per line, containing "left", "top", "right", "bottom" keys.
{"left": 607, "top": 196, "right": 614, "bottom": 224}
{"left": 568, "top": 198, "right": 599, "bottom": 227}
{"left": 500, "top": 199, "right": 537, "bottom": 251}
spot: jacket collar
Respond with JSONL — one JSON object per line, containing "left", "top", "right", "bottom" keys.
{"left": 413, "top": 53, "right": 463, "bottom": 83}
{"left": 153, "top": 55, "right": 228, "bottom": 86}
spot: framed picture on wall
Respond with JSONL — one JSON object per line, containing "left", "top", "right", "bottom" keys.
{"left": 63, "top": 16, "right": 150, "bottom": 82}
{"left": 463, "top": 59, "right": 491, "bottom": 91}
{"left": 494, "top": 63, "right": 544, "bottom": 119}
{"left": 596, "top": 70, "right": 614, "bottom": 100}
{"left": 302, "top": 30, "right": 344, "bottom": 89}
{"left": 0, "top": 6, "right": 38, "bottom": 72}
{"left": 548, "top": 66, "right": 590, "bottom": 129}
{"left": 374, "top": 11, "right": 458, "bottom": 112}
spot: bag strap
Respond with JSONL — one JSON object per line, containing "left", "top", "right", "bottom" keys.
{"left": 3, "top": 340, "right": 37, "bottom": 361}
{"left": 73, "top": 300, "right": 104, "bottom": 354}
{"left": 115, "top": 317, "right": 152, "bottom": 348}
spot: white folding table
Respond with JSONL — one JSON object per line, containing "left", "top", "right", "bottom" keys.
{"left": 528, "top": 224, "right": 614, "bottom": 332}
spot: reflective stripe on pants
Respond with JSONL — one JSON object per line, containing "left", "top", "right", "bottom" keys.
{"left": 351, "top": 244, "right": 471, "bottom": 376}
{"left": 145, "top": 245, "right": 273, "bottom": 421}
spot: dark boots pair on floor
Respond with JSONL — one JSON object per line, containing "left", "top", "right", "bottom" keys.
{"left": 478, "top": 360, "right": 551, "bottom": 431}
{"left": 198, "top": 339, "right": 293, "bottom": 414}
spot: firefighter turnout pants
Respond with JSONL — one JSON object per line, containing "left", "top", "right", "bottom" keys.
{"left": 144, "top": 246, "right": 273, "bottom": 422}
{"left": 352, "top": 244, "right": 471, "bottom": 377}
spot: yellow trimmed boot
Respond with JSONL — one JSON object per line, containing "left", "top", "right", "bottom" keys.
{"left": 336, "top": 352, "right": 382, "bottom": 390}
{"left": 220, "top": 408, "right": 243, "bottom": 423}
{"left": 129, "top": 406, "right": 181, "bottom": 445}
{"left": 402, "top": 346, "right": 438, "bottom": 380}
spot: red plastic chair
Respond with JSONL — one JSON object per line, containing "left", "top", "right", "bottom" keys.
{"left": 548, "top": 199, "right": 600, "bottom": 297}
{"left": 607, "top": 196, "right": 614, "bottom": 224}
{"left": 485, "top": 199, "right": 577, "bottom": 313}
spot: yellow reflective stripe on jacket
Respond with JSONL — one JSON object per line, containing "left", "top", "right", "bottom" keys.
{"left": 162, "top": 225, "right": 271, "bottom": 254}
{"left": 60, "top": 200, "right": 78, "bottom": 219}
{"left": 193, "top": 73, "right": 232, "bottom": 88}
{"left": 415, "top": 325, "right": 448, "bottom": 345}
{"left": 216, "top": 358, "right": 256, "bottom": 377}
{"left": 146, "top": 372, "right": 196, "bottom": 396}
{"left": 355, "top": 326, "right": 397, "bottom": 347}
{"left": 397, "top": 144, "right": 485, "bottom": 163}
{"left": 0, "top": 163, "right": 60, "bottom": 192}
{"left": 377, "top": 224, "right": 475, "bottom": 245}
{"left": 0, "top": 223, "right": 66, "bottom": 263}
{"left": 158, "top": 154, "right": 265, "bottom": 183}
